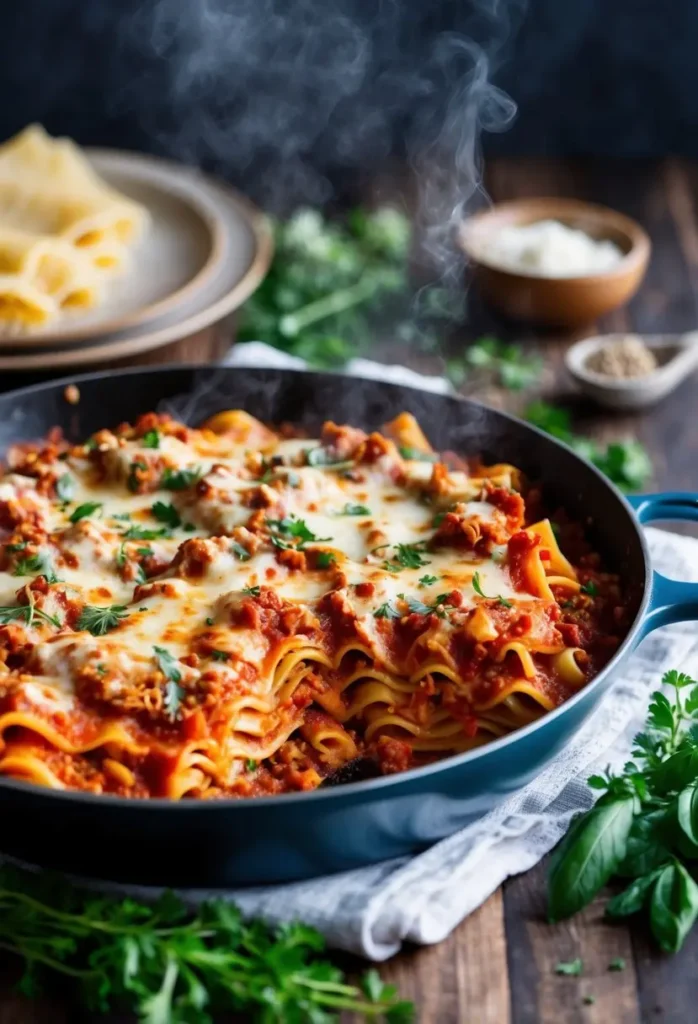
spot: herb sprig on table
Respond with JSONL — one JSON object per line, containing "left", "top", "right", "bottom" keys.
{"left": 239, "top": 207, "right": 412, "bottom": 366}
{"left": 548, "top": 669, "right": 698, "bottom": 952}
{"left": 526, "top": 400, "right": 652, "bottom": 491}
{"left": 0, "top": 867, "right": 413, "bottom": 1023}
{"left": 446, "top": 335, "right": 544, "bottom": 391}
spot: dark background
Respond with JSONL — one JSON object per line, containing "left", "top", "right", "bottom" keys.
{"left": 3, "top": 0, "right": 693, "bottom": 208}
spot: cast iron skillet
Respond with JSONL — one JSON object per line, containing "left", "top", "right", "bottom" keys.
{"left": 0, "top": 365, "right": 696, "bottom": 888}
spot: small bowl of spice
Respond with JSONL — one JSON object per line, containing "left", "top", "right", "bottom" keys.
{"left": 565, "top": 332, "right": 698, "bottom": 410}
{"left": 458, "top": 198, "right": 651, "bottom": 327}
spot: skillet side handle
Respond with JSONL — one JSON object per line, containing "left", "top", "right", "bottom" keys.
{"left": 628, "top": 492, "right": 698, "bottom": 634}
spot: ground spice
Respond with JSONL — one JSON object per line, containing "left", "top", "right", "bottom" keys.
{"left": 585, "top": 335, "right": 657, "bottom": 379}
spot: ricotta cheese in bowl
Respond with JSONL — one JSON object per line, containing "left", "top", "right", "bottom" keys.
{"left": 475, "top": 219, "right": 624, "bottom": 278}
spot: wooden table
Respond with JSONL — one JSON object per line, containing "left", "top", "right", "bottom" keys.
{"left": 2, "top": 158, "right": 698, "bottom": 1023}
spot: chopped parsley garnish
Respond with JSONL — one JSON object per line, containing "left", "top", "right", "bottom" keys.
{"left": 382, "top": 541, "right": 430, "bottom": 572}
{"left": 13, "top": 552, "right": 60, "bottom": 583}
{"left": 399, "top": 592, "right": 455, "bottom": 618}
{"left": 230, "top": 541, "right": 251, "bottom": 561}
{"left": 580, "top": 580, "right": 599, "bottom": 597}
{"left": 96, "top": 663, "right": 107, "bottom": 676}
{"left": 205, "top": 617, "right": 215, "bottom": 626}
{"left": 242, "top": 585, "right": 261, "bottom": 597}
{"left": 246, "top": 758, "right": 258, "bottom": 771}
{"left": 122, "top": 525, "right": 170, "bottom": 541}
{"left": 77, "top": 604, "right": 128, "bottom": 636}
{"left": 55, "top": 474, "right": 75, "bottom": 501}
{"left": 161, "top": 465, "right": 202, "bottom": 491}
{"left": 112, "top": 512, "right": 131, "bottom": 522}
{"left": 398, "top": 446, "right": 438, "bottom": 462}
{"left": 127, "top": 461, "right": 147, "bottom": 493}
{"left": 5, "top": 541, "right": 27, "bottom": 552}
{"left": 69, "top": 502, "right": 102, "bottom": 523}
{"left": 374, "top": 601, "right": 401, "bottom": 619}
{"left": 115, "top": 543, "right": 126, "bottom": 569}
{"left": 316, "top": 551, "right": 336, "bottom": 569}
{"left": 0, "top": 603, "right": 60, "bottom": 629}
{"left": 471, "top": 571, "right": 513, "bottom": 608}
{"left": 554, "top": 959, "right": 583, "bottom": 976}
{"left": 305, "top": 447, "right": 353, "bottom": 470}
{"left": 141, "top": 429, "right": 160, "bottom": 449}
{"left": 154, "top": 644, "right": 183, "bottom": 719}
{"left": 151, "top": 501, "right": 181, "bottom": 529}
{"left": 418, "top": 574, "right": 439, "bottom": 586}
{"left": 608, "top": 958, "right": 625, "bottom": 972}
{"left": 266, "top": 515, "right": 330, "bottom": 550}
{"left": 432, "top": 511, "right": 447, "bottom": 527}
{"left": 183, "top": 522, "right": 196, "bottom": 532}
{"left": 337, "top": 502, "right": 371, "bottom": 516}
{"left": 211, "top": 650, "right": 229, "bottom": 662}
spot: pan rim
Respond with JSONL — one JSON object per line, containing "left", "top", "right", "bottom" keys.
{"left": 0, "top": 363, "right": 653, "bottom": 811}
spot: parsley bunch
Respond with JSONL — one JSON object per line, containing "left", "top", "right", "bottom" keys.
{"left": 526, "top": 400, "right": 652, "bottom": 491}
{"left": 446, "top": 335, "right": 544, "bottom": 391}
{"left": 549, "top": 670, "right": 698, "bottom": 952}
{"left": 0, "top": 866, "right": 412, "bottom": 1022}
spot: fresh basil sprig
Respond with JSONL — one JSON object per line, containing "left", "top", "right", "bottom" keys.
{"left": 548, "top": 669, "right": 698, "bottom": 952}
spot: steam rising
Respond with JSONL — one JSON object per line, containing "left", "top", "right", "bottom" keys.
{"left": 118, "top": 0, "right": 523, "bottom": 275}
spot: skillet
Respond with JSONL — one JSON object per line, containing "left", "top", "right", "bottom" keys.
{"left": 0, "top": 364, "right": 696, "bottom": 887}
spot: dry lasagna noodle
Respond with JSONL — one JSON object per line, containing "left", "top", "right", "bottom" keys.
{"left": 0, "top": 125, "right": 148, "bottom": 326}
{"left": 0, "top": 409, "right": 629, "bottom": 799}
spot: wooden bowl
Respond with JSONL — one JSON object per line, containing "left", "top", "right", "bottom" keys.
{"left": 458, "top": 198, "right": 651, "bottom": 327}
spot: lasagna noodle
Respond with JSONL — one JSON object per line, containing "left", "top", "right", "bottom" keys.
{"left": 0, "top": 408, "right": 625, "bottom": 798}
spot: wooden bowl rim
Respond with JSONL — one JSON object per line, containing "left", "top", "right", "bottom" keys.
{"left": 458, "top": 197, "right": 651, "bottom": 283}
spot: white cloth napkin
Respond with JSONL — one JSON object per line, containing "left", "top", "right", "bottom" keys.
{"left": 197, "top": 341, "right": 698, "bottom": 959}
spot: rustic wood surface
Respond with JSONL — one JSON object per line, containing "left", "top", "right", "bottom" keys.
{"left": 1, "top": 158, "right": 697, "bottom": 1022}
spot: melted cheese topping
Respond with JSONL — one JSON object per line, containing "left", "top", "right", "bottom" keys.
{"left": 0, "top": 411, "right": 626, "bottom": 799}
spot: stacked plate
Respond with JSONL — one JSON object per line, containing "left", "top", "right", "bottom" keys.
{"left": 0, "top": 150, "right": 273, "bottom": 371}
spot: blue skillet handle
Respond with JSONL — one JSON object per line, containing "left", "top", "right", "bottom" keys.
{"left": 628, "top": 492, "right": 698, "bottom": 634}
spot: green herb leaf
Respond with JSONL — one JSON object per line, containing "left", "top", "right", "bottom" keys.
{"left": 163, "top": 680, "right": 184, "bottom": 721}
{"left": 337, "top": 502, "right": 371, "bottom": 516}
{"left": 160, "top": 465, "right": 202, "bottom": 490}
{"left": 0, "top": 603, "right": 60, "bottom": 629}
{"left": 77, "top": 604, "right": 128, "bottom": 636}
{"left": 650, "top": 861, "right": 698, "bottom": 953}
{"left": 382, "top": 541, "right": 431, "bottom": 572}
{"left": 141, "top": 429, "right": 160, "bottom": 449}
{"left": 306, "top": 447, "right": 354, "bottom": 469}
{"left": 246, "top": 758, "right": 257, "bottom": 771}
{"left": 374, "top": 601, "right": 401, "bottom": 619}
{"left": 230, "top": 541, "right": 250, "bottom": 561}
{"left": 69, "top": 502, "right": 102, "bottom": 523}
{"left": 608, "top": 957, "right": 626, "bottom": 971}
{"left": 55, "top": 474, "right": 75, "bottom": 501}
{"left": 316, "top": 551, "right": 336, "bottom": 569}
{"left": 471, "top": 570, "right": 513, "bottom": 608}
{"left": 13, "top": 551, "right": 61, "bottom": 583}
{"left": 211, "top": 650, "right": 229, "bottom": 662}
{"left": 418, "top": 574, "right": 439, "bottom": 586}
{"left": 266, "top": 514, "right": 330, "bottom": 549}
{"left": 580, "top": 581, "right": 599, "bottom": 597}
{"left": 122, "top": 525, "right": 170, "bottom": 541}
{"left": 151, "top": 501, "right": 181, "bottom": 529}
{"left": 606, "top": 872, "right": 662, "bottom": 919}
{"left": 398, "top": 446, "right": 438, "bottom": 462}
{"left": 241, "top": 585, "right": 261, "bottom": 597}
{"left": 555, "top": 958, "right": 583, "bottom": 976}
{"left": 153, "top": 645, "right": 182, "bottom": 684}
{"left": 548, "top": 797, "right": 636, "bottom": 921}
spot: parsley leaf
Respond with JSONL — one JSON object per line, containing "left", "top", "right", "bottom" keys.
{"left": 55, "top": 474, "right": 75, "bottom": 501}
{"left": 242, "top": 585, "right": 261, "bottom": 597}
{"left": 399, "top": 446, "right": 438, "bottom": 462}
{"left": 163, "top": 680, "right": 184, "bottom": 721}
{"left": 154, "top": 645, "right": 182, "bottom": 682}
{"left": 141, "top": 429, "right": 160, "bottom": 449}
{"left": 471, "top": 571, "right": 513, "bottom": 608}
{"left": 266, "top": 514, "right": 331, "bottom": 549}
{"left": 13, "top": 552, "right": 60, "bottom": 584}
{"left": 0, "top": 862, "right": 412, "bottom": 1021}
{"left": 374, "top": 601, "right": 401, "bottom": 619}
{"left": 122, "top": 525, "right": 170, "bottom": 541}
{"left": 160, "top": 465, "right": 203, "bottom": 490}
{"left": 230, "top": 541, "right": 250, "bottom": 561}
{"left": 580, "top": 580, "right": 599, "bottom": 597}
{"left": 69, "top": 502, "right": 102, "bottom": 523}
{"left": 211, "top": 650, "right": 229, "bottom": 662}
{"left": 382, "top": 541, "right": 430, "bottom": 572}
{"left": 316, "top": 551, "right": 336, "bottom": 568}
{"left": 419, "top": 574, "right": 439, "bottom": 586}
{"left": 337, "top": 502, "right": 371, "bottom": 516}
{"left": 0, "top": 603, "right": 60, "bottom": 628}
{"left": 77, "top": 604, "right": 128, "bottom": 636}
{"left": 305, "top": 447, "right": 354, "bottom": 469}
{"left": 246, "top": 758, "right": 258, "bottom": 771}
{"left": 151, "top": 501, "right": 181, "bottom": 529}
{"left": 555, "top": 959, "right": 583, "bottom": 976}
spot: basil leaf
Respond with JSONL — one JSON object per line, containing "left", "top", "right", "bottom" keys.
{"left": 650, "top": 861, "right": 698, "bottom": 953}
{"left": 548, "top": 797, "right": 636, "bottom": 921}
{"left": 652, "top": 747, "right": 698, "bottom": 795}
{"left": 606, "top": 871, "right": 663, "bottom": 919}
{"left": 677, "top": 782, "right": 698, "bottom": 846}
{"left": 618, "top": 808, "right": 672, "bottom": 878}
{"left": 55, "top": 474, "right": 75, "bottom": 501}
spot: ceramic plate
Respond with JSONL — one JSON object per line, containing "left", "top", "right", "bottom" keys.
{"left": 0, "top": 152, "right": 273, "bottom": 370}
{"left": 0, "top": 150, "right": 229, "bottom": 347}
